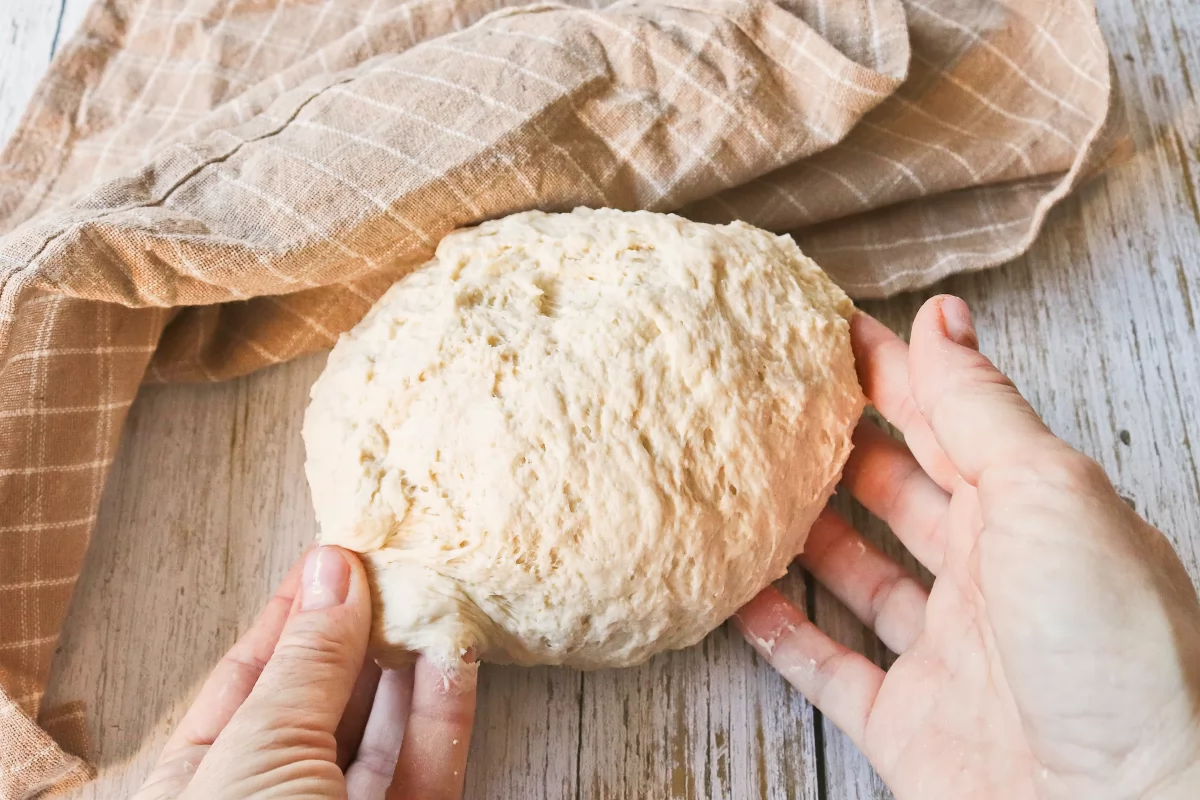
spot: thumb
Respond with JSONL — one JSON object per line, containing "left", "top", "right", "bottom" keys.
{"left": 241, "top": 546, "right": 372, "bottom": 735}
{"left": 909, "top": 295, "right": 1065, "bottom": 484}
{"left": 193, "top": 546, "right": 372, "bottom": 791}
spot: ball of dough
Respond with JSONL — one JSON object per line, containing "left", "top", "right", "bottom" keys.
{"left": 303, "top": 208, "right": 864, "bottom": 671}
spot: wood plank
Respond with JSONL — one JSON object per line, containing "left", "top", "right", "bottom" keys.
{"left": 578, "top": 568, "right": 819, "bottom": 800}
{"left": 813, "top": 0, "right": 1200, "bottom": 795}
{"left": 0, "top": 1, "right": 65, "bottom": 146}
{"left": 463, "top": 665, "right": 582, "bottom": 800}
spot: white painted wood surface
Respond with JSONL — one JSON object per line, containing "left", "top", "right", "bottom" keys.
{"left": 0, "top": 1, "right": 1197, "bottom": 798}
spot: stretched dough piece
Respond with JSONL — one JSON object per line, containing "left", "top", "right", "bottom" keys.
{"left": 303, "top": 208, "right": 864, "bottom": 672}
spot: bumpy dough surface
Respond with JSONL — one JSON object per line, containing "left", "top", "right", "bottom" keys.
{"left": 303, "top": 208, "right": 864, "bottom": 671}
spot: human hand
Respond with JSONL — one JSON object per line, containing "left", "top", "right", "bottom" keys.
{"left": 133, "top": 546, "right": 477, "bottom": 800}
{"left": 737, "top": 295, "right": 1200, "bottom": 800}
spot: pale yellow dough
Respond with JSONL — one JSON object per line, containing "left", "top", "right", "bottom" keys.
{"left": 303, "top": 208, "right": 864, "bottom": 671}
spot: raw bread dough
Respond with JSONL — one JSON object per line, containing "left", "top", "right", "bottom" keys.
{"left": 303, "top": 208, "right": 864, "bottom": 671}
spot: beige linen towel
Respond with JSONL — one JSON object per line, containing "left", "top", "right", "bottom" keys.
{"left": 0, "top": 0, "right": 1125, "bottom": 795}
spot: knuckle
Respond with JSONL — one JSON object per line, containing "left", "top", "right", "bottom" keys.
{"left": 885, "top": 459, "right": 924, "bottom": 518}
{"left": 809, "top": 648, "right": 855, "bottom": 701}
{"left": 925, "top": 354, "right": 1020, "bottom": 421}
{"left": 217, "top": 653, "right": 268, "bottom": 684}
{"left": 1035, "top": 450, "right": 1105, "bottom": 493}
{"left": 1047, "top": 452, "right": 1108, "bottom": 493}
{"left": 864, "top": 575, "right": 897, "bottom": 626}
{"left": 895, "top": 393, "right": 925, "bottom": 436}
{"left": 864, "top": 569, "right": 917, "bottom": 626}
{"left": 273, "top": 624, "right": 356, "bottom": 671}
{"left": 986, "top": 447, "right": 1109, "bottom": 499}
{"left": 352, "top": 743, "right": 398, "bottom": 778}
{"left": 411, "top": 701, "right": 476, "bottom": 729}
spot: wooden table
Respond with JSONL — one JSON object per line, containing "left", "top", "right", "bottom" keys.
{"left": 3, "top": 1, "right": 1198, "bottom": 798}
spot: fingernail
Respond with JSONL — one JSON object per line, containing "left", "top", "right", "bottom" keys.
{"left": 939, "top": 296, "right": 978, "bottom": 350}
{"left": 301, "top": 547, "right": 350, "bottom": 611}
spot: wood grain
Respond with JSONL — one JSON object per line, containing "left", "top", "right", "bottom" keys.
{"left": 579, "top": 571, "right": 818, "bottom": 800}
{"left": 0, "top": 0, "right": 1197, "bottom": 798}
{"left": 0, "top": 0, "right": 67, "bottom": 145}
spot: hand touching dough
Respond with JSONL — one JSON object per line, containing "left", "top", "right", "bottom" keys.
{"left": 303, "top": 208, "right": 864, "bottom": 671}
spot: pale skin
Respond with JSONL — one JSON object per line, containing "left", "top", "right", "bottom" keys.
{"left": 132, "top": 546, "right": 479, "bottom": 800}
{"left": 138, "top": 295, "right": 1200, "bottom": 799}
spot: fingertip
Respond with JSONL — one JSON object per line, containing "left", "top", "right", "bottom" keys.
{"left": 908, "top": 296, "right": 1056, "bottom": 483}
{"left": 909, "top": 295, "right": 989, "bottom": 414}
{"left": 849, "top": 308, "right": 885, "bottom": 335}
{"left": 735, "top": 585, "right": 805, "bottom": 655}
{"left": 332, "top": 545, "right": 371, "bottom": 601}
{"left": 935, "top": 295, "right": 979, "bottom": 350}
{"left": 305, "top": 545, "right": 372, "bottom": 611}
{"left": 849, "top": 310, "right": 898, "bottom": 366}
{"left": 300, "top": 546, "right": 353, "bottom": 611}
{"left": 319, "top": 543, "right": 368, "bottom": 573}
{"left": 416, "top": 651, "right": 479, "bottom": 699}
{"left": 735, "top": 584, "right": 883, "bottom": 749}
{"left": 735, "top": 583, "right": 788, "bottom": 622}
{"left": 912, "top": 295, "right": 960, "bottom": 350}
{"left": 848, "top": 311, "right": 912, "bottom": 417}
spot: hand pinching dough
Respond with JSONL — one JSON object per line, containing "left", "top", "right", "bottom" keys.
{"left": 303, "top": 208, "right": 864, "bottom": 672}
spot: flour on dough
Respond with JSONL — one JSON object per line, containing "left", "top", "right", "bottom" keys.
{"left": 303, "top": 208, "right": 864, "bottom": 671}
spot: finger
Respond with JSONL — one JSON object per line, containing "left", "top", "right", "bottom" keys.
{"left": 157, "top": 549, "right": 307, "bottom": 762}
{"left": 798, "top": 508, "right": 929, "bottom": 653}
{"left": 850, "top": 311, "right": 959, "bottom": 490}
{"left": 735, "top": 586, "right": 884, "bottom": 751}
{"left": 387, "top": 654, "right": 478, "bottom": 800}
{"left": 345, "top": 666, "right": 416, "bottom": 800}
{"left": 336, "top": 656, "right": 384, "bottom": 770}
{"left": 908, "top": 296, "right": 1064, "bottom": 484}
{"left": 842, "top": 421, "right": 950, "bottom": 573}
{"left": 194, "top": 546, "right": 373, "bottom": 787}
